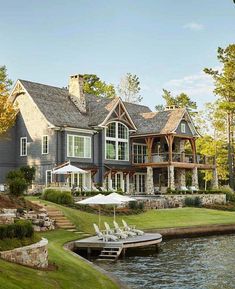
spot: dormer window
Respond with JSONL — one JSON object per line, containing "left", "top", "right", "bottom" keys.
{"left": 181, "top": 123, "right": 186, "bottom": 133}
{"left": 105, "top": 122, "right": 129, "bottom": 161}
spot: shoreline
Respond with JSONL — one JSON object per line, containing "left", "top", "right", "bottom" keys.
{"left": 63, "top": 223, "right": 235, "bottom": 289}
{"left": 146, "top": 223, "right": 235, "bottom": 239}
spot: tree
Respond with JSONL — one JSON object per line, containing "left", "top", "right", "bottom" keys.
{"left": 204, "top": 44, "right": 235, "bottom": 189}
{"left": 158, "top": 89, "right": 197, "bottom": 111}
{"left": 0, "top": 66, "right": 16, "bottom": 135}
{"left": 83, "top": 74, "right": 116, "bottom": 98}
{"left": 117, "top": 73, "right": 142, "bottom": 103}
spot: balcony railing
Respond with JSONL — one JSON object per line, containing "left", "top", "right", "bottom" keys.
{"left": 132, "top": 152, "right": 214, "bottom": 165}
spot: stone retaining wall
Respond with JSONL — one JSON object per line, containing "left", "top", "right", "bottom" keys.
{"left": 136, "top": 194, "right": 226, "bottom": 209}
{"left": 0, "top": 238, "right": 48, "bottom": 268}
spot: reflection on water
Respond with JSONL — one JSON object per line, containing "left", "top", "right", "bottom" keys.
{"left": 98, "top": 235, "right": 235, "bottom": 289}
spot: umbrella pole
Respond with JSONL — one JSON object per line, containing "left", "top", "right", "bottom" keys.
{"left": 99, "top": 206, "right": 101, "bottom": 227}
{"left": 114, "top": 205, "right": 116, "bottom": 222}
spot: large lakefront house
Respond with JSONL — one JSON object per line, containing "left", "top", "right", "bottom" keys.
{"left": 0, "top": 75, "right": 218, "bottom": 193}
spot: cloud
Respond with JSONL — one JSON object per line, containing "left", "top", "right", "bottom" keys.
{"left": 159, "top": 71, "right": 216, "bottom": 108}
{"left": 183, "top": 22, "right": 204, "bottom": 31}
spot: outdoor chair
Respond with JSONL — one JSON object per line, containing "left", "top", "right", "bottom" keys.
{"left": 122, "top": 220, "right": 144, "bottom": 236}
{"left": 113, "top": 221, "right": 132, "bottom": 239}
{"left": 91, "top": 185, "right": 99, "bottom": 192}
{"left": 189, "top": 186, "right": 198, "bottom": 192}
{"left": 104, "top": 222, "right": 127, "bottom": 239}
{"left": 93, "top": 224, "right": 118, "bottom": 242}
{"left": 82, "top": 186, "right": 90, "bottom": 192}
{"left": 179, "top": 186, "right": 188, "bottom": 191}
{"left": 116, "top": 221, "right": 136, "bottom": 237}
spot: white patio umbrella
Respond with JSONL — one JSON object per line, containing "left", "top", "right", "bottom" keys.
{"left": 52, "top": 164, "right": 88, "bottom": 189}
{"left": 52, "top": 164, "right": 87, "bottom": 174}
{"left": 105, "top": 193, "right": 136, "bottom": 221}
{"left": 76, "top": 194, "right": 121, "bottom": 226}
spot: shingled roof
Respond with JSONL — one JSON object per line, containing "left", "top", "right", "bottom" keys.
{"left": 16, "top": 79, "right": 187, "bottom": 135}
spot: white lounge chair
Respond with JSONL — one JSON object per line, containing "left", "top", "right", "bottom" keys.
{"left": 189, "top": 186, "right": 198, "bottom": 191}
{"left": 82, "top": 186, "right": 90, "bottom": 192}
{"left": 113, "top": 221, "right": 131, "bottom": 239}
{"left": 91, "top": 185, "right": 99, "bottom": 192}
{"left": 116, "top": 221, "right": 136, "bottom": 237}
{"left": 93, "top": 224, "right": 118, "bottom": 242}
{"left": 122, "top": 220, "right": 144, "bottom": 236}
{"left": 179, "top": 186, "right": 188, "bottom": 191}
{"left": 104, "top": 222, "right": 127, "bottom": 239}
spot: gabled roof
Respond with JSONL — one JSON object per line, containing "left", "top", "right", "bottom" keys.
{"left": 10, "top": 79, "right": 198, "bottom": 136}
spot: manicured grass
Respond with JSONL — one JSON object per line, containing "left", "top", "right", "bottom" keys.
{"left": 0, "top": 229, "right": 119, "bottom": 289}
{"left": 32, "top": 198, "right": 235, "bottom": 233}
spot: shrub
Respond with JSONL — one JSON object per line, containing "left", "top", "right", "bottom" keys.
{"left": 6, "top": 170, "right": 24, "bottom": 181}
{"left": 19, "top": 166, "right": 36, "bottom": 185}
{"left": 42, "top": 189, "right": 73, "bottom": 205}
{"left": 8, "top": 177, "right": 28, "bottom": 196}
{"left": 128, "top": 201, "right": 139, "bottom": 210}
{"left": 184, "top": 196, "right": 202, "bottom": 207}
{"left": 219, "top": 186, "right": 235, "bottom": 202}
{"left": 0, "top": 220, "right": 34, "bottom": 240}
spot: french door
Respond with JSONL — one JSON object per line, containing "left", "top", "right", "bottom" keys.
{"left": 134, "top": 173, "right": 146, "bottom": 193}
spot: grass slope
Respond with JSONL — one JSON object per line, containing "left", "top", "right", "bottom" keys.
{"left": 0, "top": 229, "right": 119, "bottom": 289}
{"left": 34, "top": 199, "right": 235, "bottom": 233}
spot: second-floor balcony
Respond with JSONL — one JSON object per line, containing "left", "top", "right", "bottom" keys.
{"left": 132, "top": 152, "right": 215, "bottom": 168}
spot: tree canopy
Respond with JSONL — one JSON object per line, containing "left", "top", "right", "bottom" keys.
{"left": 83, "top": 74, "right": 116, "bottom": 98}
{"left": 117, "top": 73, "right": 142, "bottom": 103}
{"left": 0, "top": 66, "right": 17, "bottom": 136}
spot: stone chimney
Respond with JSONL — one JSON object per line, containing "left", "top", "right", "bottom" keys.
{"left": 68, "top": 74, "right": 86, "bottom": 113}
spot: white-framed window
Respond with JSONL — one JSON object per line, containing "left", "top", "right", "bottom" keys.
{"left": 67, "top": 135, "right": 91, "bottom": 158}
{"left": 46, "top": 170, "right": 52, "bottom": 185}
{"left": 105, "top": 122, "right": 129, "bottom": 161}
{"left": 20, "top": 137, "right": 27, "bottom": 156}
{"left": 42, "top": 135, "right": 49, "bottom": 154}
{"left": 133, "top": 143, "right": 147, "bottom": 163}
{"left": 181, "top": 123, "right": 186, "bottom": 133}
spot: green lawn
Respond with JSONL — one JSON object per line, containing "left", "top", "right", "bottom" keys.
{"left": 34, "top": 198, "right": 235, "bottom": 233}
{"left": 0, "top": 229, "right": 119, "bottom": 289}
{"left": 2, "top": 197, "right": 235, "bottom": 289}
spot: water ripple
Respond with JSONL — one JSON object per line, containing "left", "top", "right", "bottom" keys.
{"left": 98, "top": 235, "right": 235, "bottom": 289}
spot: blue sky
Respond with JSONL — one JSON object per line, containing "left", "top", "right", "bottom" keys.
{"left": 1, "top": 0, "right": 235, "bottom": 109}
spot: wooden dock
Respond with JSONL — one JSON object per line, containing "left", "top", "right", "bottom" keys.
{"left": 75, "top": 233, "right": 162, "bottom": 261}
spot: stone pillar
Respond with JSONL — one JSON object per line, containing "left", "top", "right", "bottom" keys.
{"left": 146, "top": 167, "right": 154, "bottom": 194}
{"left": 211, "top": 168, "right": 219, "bottom": 189}
{"left": 179, "top": 140, "right": 185, "bottom": 162}
{"left": 176, "top": 169, "right": 186, "bottom": 188}
{"left": 192, "top": 167, "right": 199, "bottom": 189}
{"left": 168, "top": 165, "right": 175, "bottom": 190}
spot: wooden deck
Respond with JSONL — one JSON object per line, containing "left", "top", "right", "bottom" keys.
{"left": 75, "top": 233, "right": 162, "bottom": 260}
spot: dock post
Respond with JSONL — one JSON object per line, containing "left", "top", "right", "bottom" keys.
{"left": 122, "top": 248, "right": 126, "bottom": 258}
{"left": 87, "top": 248, "right": 91, "bottom": 258}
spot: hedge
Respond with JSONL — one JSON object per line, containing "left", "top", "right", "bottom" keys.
{"left": 42, "top": 189, "right": 73, "bottom": 205}
{"left": 0, "top": 220, "right": 34, "bottom": 240}
{"left": 74, "top": 190, "right": 117, "bottom": 197}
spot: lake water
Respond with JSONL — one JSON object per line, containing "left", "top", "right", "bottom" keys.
{"left": 98, "top": 235, "right": 235, "bottom": 289}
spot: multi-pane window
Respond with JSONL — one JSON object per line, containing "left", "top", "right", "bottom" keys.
{"left": 20, "top": 137, "right": 27, "bottom": 156}
{"left": 133, "top": 144, "right": 147, "bottom": 163}
{"left": 105, "top": 122, "right": 129, "bottom": 161}
{"left": 181, "top": 123, "right": 186, "bottom": 133}
{"left": 67, "top": 135, "right": 91, "bottom": 158}
{"left": 42, "top": 135, "right": 49, "bottom": 154}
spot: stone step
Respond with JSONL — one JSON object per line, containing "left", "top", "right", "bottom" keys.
{"left": 58, "top": 225, "right": 76, "bottom": 229}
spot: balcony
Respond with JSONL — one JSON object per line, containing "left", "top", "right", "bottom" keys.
{"left": 132, "top": 152, "right": 215, "bottom": 169}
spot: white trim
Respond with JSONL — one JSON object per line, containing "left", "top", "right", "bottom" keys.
{"left": 67, "top": 134, "right": 91, "bottom": 158}
{"left": 42, "top": 135, "right": 49, "bottom": 155}
{"left": 105, "top": 121, "right": 129, "bottom": 161}
{"left": 45, "top": 170, "right": 52, "bottom": 186}
{"left": 63, "top": 127, "right": 96, "bottom": 134}
{"left": 20, "top": 137, "right": 27, "bottom": 156}
{"left": 99, "top": 97, "right": 137, "bottom": 131}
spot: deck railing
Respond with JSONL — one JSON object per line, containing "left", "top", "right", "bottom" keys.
{"left": 132, "top": 152, "right": 214, "bottom": 165}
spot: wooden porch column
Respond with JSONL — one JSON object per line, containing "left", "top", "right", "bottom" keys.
{"left": 145, "top": 137, "right": 154, "bottom": 163}
{"left": 189, "top": 138, "right": 197, "bottom": 163}
{"left": 165, "top": 134, "right": 174, "bottom": 163}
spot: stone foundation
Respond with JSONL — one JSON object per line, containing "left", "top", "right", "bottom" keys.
{"left": 0, "top": 238, "right": 48, "bottom": 268}
{"left": 135, "top": 194, "right": 226, "bottom": 209}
